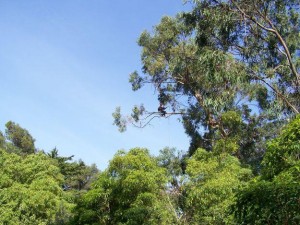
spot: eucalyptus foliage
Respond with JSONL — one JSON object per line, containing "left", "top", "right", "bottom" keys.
{"left": 184, "top": 0, "right": 300, "bottom": 114}
{"left": 113, "top": 0, "right": 299, "bottom": 166}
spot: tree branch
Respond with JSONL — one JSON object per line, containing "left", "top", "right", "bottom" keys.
{"left": 231, "top": 0, "right": 300, "bottom": 90}
{"left": 250, "top": 71, "right": 299, "bottom": 114}
{"left": 259, "top": 9, "right": 300, "bottom": 88}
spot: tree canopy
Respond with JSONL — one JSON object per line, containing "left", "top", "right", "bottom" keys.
{"left": 0, "top": 122, "right": 99, "bottom": 225}
{"left": 71, "top": 148, "right": 177, "bottom": 225}
{"left": 234, "top": 115, "right": 300, "bottom": 224}
{"left": 5, "top": 121, "right": 36, "bottom": 154}
{"left": 114, "top": 0, "right": 300, "bottom": 168}
{"left": 0, "top": 150, "right": 74, "bottom": 225}
{"left": 1, "top": 0, "right": 299, "bottom": 224}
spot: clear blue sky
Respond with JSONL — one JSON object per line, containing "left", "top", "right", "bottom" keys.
{"left": 0, "top": 0, "right": 190, "bottom": 170}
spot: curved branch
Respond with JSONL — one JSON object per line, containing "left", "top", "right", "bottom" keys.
{"left": 250, "top": 72, "right": 299, "bottom": 114}
{"left": 231, "top": 0, "right": 300, "bottom": 89}
{"left": 254, "top": 6, "right": 300, "bottom": 87}
{"left": 131, "top": 111, "right": 186, "bottom": 129}
{"left": 132, "top": 115, "right": 161, "bottom": 129}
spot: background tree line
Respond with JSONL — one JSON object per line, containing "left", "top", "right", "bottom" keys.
{"left": 1, "top": 116, "right": 299, "bottom": 224}
{"left": 0, "top": 121, "right": 99, "bottom": 225}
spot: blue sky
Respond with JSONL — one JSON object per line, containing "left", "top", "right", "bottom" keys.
{"left": 0, "top": 0, "right": 191, "bottom": 169}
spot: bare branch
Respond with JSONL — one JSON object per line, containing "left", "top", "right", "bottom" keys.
{"left": 130, "top": 111, "right": 186, "bottom": 129}
{"left": 131, "top": 115, "right": 161, "bottom": 129}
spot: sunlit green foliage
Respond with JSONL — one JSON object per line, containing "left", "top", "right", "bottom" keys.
{"left": 234, "top": 115, "right": 300, "bottom": 224}
{"left": 47, "top": 148, "right": 99, "bottom": 191}
{"left": 71, "top": 148, "right": 177, "bottom": 225}
{"left": 0, "top": 150, "right": 74, "bottom": 225}
{"left": 262, "top": 115, "right": 300, "bottom": 179}
{"left": 183, "top": 149, "right": 252, "bottom": 224}
{"left": 5, "top": 121, "right": 36, "bottom": 154}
